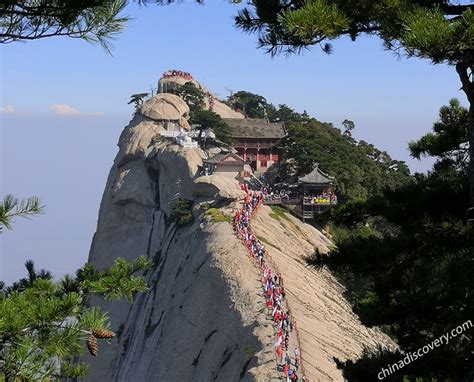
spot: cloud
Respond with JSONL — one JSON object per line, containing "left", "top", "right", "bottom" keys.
{"left": 50, "top": 104, "right": 103, "bottom": 116}
{"left": 51, "top": 104, "right": 80, "bottom": 115}
{"left": 1, "top": 105, "right": 14, "bottom": 113}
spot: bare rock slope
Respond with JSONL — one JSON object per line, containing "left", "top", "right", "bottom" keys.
{"left": 86, "top": 110, "right": 280, "bottom": 381}
{"left": 251, "top": 208, "right": 394, "bottom": 381}
{"left": 86, "top": 87, "right": 393, "bottom": 381}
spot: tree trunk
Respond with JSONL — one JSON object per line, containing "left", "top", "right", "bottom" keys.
{"left": 469, "top": 104, "right": 474, "bottom": 210}
{"left": 456, "top": 62, "right": 474, "bottom": 218}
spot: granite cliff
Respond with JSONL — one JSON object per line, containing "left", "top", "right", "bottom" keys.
{"left": 85, "top": 75, "right": 393, "bottom": 381}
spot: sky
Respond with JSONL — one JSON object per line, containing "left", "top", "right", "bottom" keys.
{"left": 0, "top": 2, "right": 468, "bottom": 284}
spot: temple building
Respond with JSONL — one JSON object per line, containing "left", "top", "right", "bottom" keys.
{"left": 223, "top": 118, "right": 286, "bottom": 172}
{"left": 202, "top": 152, "right": 252, "bottom": 180}
{"left": 299, "top": 164, "right": 337, "bottom": 220}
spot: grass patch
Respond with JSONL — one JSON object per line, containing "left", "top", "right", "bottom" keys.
{"left": 269, "top": 206, "right": 291, "bottom": 222}
{"left": 256, "top": 235, "right": 274, "bottom": 248}
{"left": 205, "top": 208, "right": 232, "bottom": 223}
{"left": 243, "top": 345, "right": 255, "bottom": 358}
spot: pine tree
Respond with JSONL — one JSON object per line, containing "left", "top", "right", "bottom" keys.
{"left": 311, "top": 100, "right": 474, "bottom": 380}
{"left": 235, "top": 0, "right": 474, "bottom": 217}
{"left": 0, "top": 196, "right": 151, "bottom": 381}
{"left": 189, "top": 109, "right": 232, "bottom": 144}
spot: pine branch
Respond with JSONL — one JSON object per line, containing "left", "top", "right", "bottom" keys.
{"left": 0, "top": 0, "right": 130, "bottom": 53}
{"left": 80, "top": 256, "right": 151, "bottom": 302}
{"left": 0, "top": 194, "right": 43, "bottom": 232}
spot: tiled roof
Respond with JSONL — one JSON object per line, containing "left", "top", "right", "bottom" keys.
{"left": 223, "top": 118, "right": 286, "bottom": 139}
{"left": 298, "top": 164, "right": 335, "bottom": 185}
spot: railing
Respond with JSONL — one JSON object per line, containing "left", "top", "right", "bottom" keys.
{"left": 303, "top": 201, "right": 337, "bottom": 206}
{"left": 281, "top": 197, "right": 301, "bottom": 205}
{"left": 263, "top": 197, "right": 281, "bottom": 205}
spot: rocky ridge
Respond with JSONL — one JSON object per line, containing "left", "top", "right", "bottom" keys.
{"left": 85, "top": 75, "right": 394, "bottom": 381}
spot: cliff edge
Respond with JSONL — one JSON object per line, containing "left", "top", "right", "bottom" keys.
{"left": 85, "top": 79, "right": 393, "bottom": 381}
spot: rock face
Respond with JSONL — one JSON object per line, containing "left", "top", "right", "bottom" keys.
{"left": 85, "top": 112, "right": 280, "bottom": 381}
{"left": 251, "top": 208, "right": 395, "bottom": 381}
{"left": 86, "top": 79, "right": 394, "bottom": 381}
{"left": 158, "top": 75, "right": 245, "bottom": 119}
{"left": 139, "top": 93, "right": 191, "bottom": 129}
{"left": 140, "top": 93, "right": 189, "bottom": 122}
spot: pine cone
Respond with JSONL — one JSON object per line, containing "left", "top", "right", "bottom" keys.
{"left": 91, "top": 328, "right": 116, "bottom": 339}
{"left": 86, "top": 335, "right": 99, "bottom": 356}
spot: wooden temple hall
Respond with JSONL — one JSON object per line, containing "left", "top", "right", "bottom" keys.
{"left": 265, "top": 164, "right": 338, "bottom": 222}
{"left": 223, "top": 118, "right": 286, "bottom": 172}
{"left": 299, "top": 164, "right": 337, "bottom": 220}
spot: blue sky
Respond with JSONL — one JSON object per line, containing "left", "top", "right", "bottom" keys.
{"left": 0, "top": 1, "right": 468, "bottom": 283}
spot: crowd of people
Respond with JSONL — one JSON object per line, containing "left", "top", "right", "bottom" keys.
{"left": 262, "top": 189, "right": 291, "bottom": 203}
{"left": 234, "top": 184, "right": 306, "bottom": 382}
{"left": 162, "top": 69, "right": 193, "bottom": 79}
{"left": 303, "top": 190, "right": 337, "bottom": 205}
{"left": 206, "top": 91, "right": 215, "bottom": 111}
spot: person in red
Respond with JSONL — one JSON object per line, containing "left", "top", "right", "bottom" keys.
{"left": 290, "top": 370, "right": 298, "bottom": 381}
{"left": 276, "top": 345, "right": 283, "bottom": 358}
{"left": 274, "top": 310, "right": 281, "bottom": 323}
{"left": 283, "top": 363, "right": 289, "bottom": 378}
{"left": 234, "top": 211, "right": 240, "bottom": 225}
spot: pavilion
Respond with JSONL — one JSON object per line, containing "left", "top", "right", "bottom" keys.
{"left": 298, "top": 164, "right": 337, "bottom": 221}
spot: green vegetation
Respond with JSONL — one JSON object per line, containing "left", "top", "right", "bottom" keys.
{"left": 128, "top": 93, "right": 149, "bottom": 110}
{"left": 167, "top": 82, "right": 232, "bottom": 145}
{"left": 0, "top": 195, "right": 43, "bottom": 232}
{"left": 170, "top": 82, "right": 205, "bottom": 113}
{"left": 256, "top": 235, "right": 274, "bottom": 248}
{"left": 189, "top": 109, "right": 232, "bottom": 144}
{"left": 0, "top": 196, "right": 150, "bottom": 380}
{"left": 200, "top": 202, "right": 211, "bottom": 211}
{"left": 281, "top": 119, "right": 411, "bottom": 201}
{"left": 224, "top": 91, "right": 411, "bottom": 201}
{"left": 205, "top": 208, "right": 232, "bottom": 224}
{"left": 235, "top": 0, "right": 474, "bottom": 210}
{"left": 0, "top": 257, "right": 150, "bottom": 380}
{"left": 1, "top": 1, "right": 129, "bottom": 52}
{"left": 170, "top": 198, "right": 194, "bottom": 226}
{"left": 269, "top": 206, "right": 291, "bottom": 222}
{"left": 243, "top": 345, "right": 255, "bottom": 358}
{"left": 310, "top": 100, "right": 474, "bottom": 381}
{"left": 226, "top": 91, "right": 270, "bottom": 118}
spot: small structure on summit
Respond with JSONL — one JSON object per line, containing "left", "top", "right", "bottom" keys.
{"left": 223, "top": 118, "right": 286, "bottom": 172}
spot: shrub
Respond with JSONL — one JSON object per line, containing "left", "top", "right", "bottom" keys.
{"left": 205, "top": 208, "right": 231, "bottom": 223}
{"left": 170, "top": 199, "right": 193, "bottom": 226}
